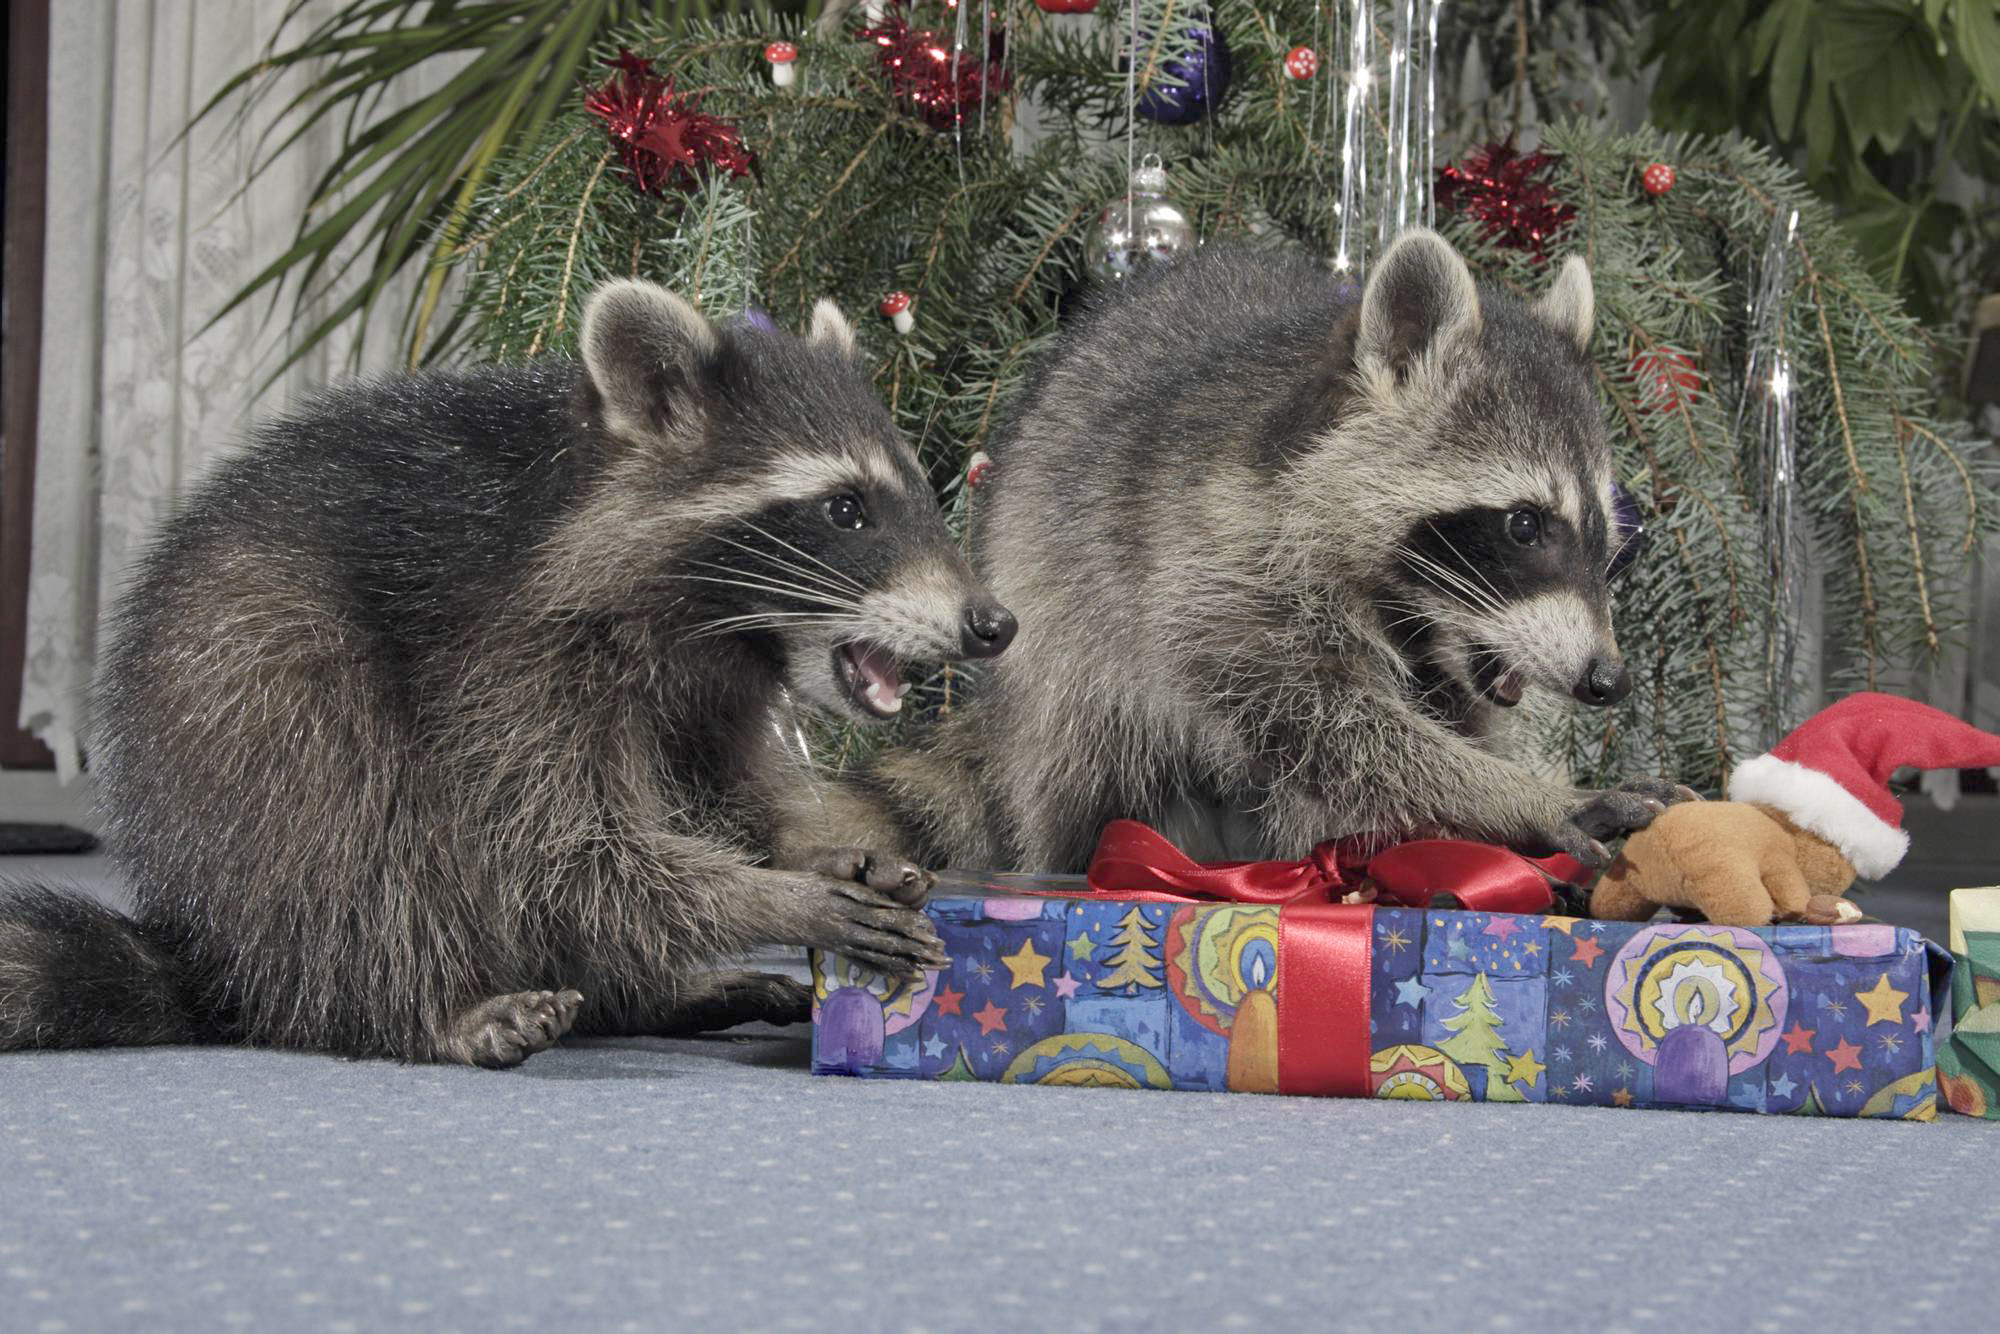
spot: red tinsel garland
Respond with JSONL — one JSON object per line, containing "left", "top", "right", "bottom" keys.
{"left": 860, "top": 7, "right": 1009, "bottom": 131}
{"left": 585, "top": 50, "right": 755, "bottom": 195}
{"left": 1435, "top": 141, "right": 1574, "bottom": 260}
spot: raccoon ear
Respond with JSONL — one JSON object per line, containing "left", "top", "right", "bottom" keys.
{"left": 1535, "top": 254, "right": 1594, "bottom": 353}
{"left": 808, "top": 298, "right": 858, "bottom": 358}
{"left": 579, "top": 279, "right": 719, "bottom": 444}
{"left": 1355, "top": 228, "right": 1482, "bottom": 386}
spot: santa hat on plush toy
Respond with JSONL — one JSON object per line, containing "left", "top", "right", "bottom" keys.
{"left": 1728, "top": 691, "right": 2000, "bottom": 879}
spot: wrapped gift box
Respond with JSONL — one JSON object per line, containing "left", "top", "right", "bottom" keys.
{"left": 812, "top": 871, "right": 1952, "bottom": 1119}
{"left": 1939, "top": 887, "right": 2000, "bottom": 1117}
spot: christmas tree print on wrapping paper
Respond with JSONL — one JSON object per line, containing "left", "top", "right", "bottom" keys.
{"left": 1047, "top": 900, "right": 1178, "bottom": 1087}
{"left": 1098, "top": 906, "right": 1165, "bottom": 993}
{"left": 1436, "top": 973, "right": 1529, "bottom": 1102}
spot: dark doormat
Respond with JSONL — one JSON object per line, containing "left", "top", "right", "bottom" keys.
{"left": 0, "top": 823, "right": 99, "bottom": 854}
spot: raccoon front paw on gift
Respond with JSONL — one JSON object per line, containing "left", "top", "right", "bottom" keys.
{"left": 789, "top": 845, "right": 936, "bottom": 906}
{"left": 1528, "top": 776, "right": 1700, "bottom": 866}
{"left": 762, "top": 866, "right": 950, "bottom": 980}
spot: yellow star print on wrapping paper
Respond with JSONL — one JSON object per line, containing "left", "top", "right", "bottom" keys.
{"left": 1502, "top": 1048, "right": 1546, "bottom": 1091}
{"left": 1001, "top": 939, "right": 1053, "bottom": 989}
{"left": 1854, "top": 971, "right": 1909, "bottom": 1026}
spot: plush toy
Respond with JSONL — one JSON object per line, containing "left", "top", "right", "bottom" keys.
{"left": 1591, "top": 692, "right": 2000, "bottom": 927}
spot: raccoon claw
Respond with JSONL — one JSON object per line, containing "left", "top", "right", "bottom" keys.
{"left": 443, "top": 988, "right": 584, "bottom": 1069}
{"left": 1566, "top": 783, "right": 1678, "bottom": 845}
{"left": 797, "top": 845, "right": 936, "bottom": 906}
{"left": 816, "top": 881, "right": 950, "bottom": 978}
{"left": 1608, "top": 776, "right": 1700, "bottom": 807}
{"left": 1529, "top": 823, "right": 1612, "bottom": 870}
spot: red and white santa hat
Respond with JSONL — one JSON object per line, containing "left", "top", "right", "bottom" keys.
{"left": 1728, "top": 691, "right": 2000, "bottom": 879}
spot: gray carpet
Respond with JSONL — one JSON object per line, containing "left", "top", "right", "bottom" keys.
{"left": 3, "top": 1022, "right": 1997, "bottom": 1331}
{"left": 3, "top": 816, "right": 1998, "bottom": 1331}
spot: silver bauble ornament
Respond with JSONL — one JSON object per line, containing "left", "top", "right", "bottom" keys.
{"left": 1084, "top": 154, "right": 1194, "bottom": 283}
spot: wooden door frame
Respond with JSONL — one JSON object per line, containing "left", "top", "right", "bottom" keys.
{"left": 0, "top": 0, "right": 54, "bottom": 767}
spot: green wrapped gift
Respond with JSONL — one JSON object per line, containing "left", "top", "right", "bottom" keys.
{"left": 1939, "top": 887, "right": 2000, "bottom": 1117}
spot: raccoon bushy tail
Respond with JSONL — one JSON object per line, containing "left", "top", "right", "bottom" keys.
{"left": 0, "top": 887, "right": 213, "bottom": 1049}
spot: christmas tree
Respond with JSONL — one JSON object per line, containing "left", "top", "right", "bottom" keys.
{"left": 441, "top": 0, "right": 1995, "bottom": 794}
{"left": 1096, "top": 907, "right": 1163, "bottom": 992}
{"left": 1437, "top": 971, "right": 1521, "bottom": 1100}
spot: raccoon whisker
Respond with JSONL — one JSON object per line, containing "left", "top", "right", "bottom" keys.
{"left": 685, "top": 610, "right": 853, "bottom": 631}
{"left": 708, "top": 534, "right": 866, "bottom": 599}
{"left": 1402, "top": 549, "right": 1505, "bottom": 617}
{"left": 675, "top": 578, "right": 858, "bottom": 613}
{"left": 676, "top": 570, "right": 866, "bottom": 612}
{"left": 1423, "top": 523, "right": 1509, "bottom": 608}
{"left": 683, "top": 612, "right": 853, "bottom": 641}
{"left": 733, "top": 522, "right": 869, "bottom": 594}
{"left": 1402, "top": 549, "right": 1497, "bottom": 611}
{"left": 682, "top": 557, "right": 861, "bottom": 602}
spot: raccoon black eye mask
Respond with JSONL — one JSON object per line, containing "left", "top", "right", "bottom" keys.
{"left": 864, "top": 227, "right": 1693, "bottom": 875}
{"left": 0, "top": 279, "right": 1014, "bottom": 1068}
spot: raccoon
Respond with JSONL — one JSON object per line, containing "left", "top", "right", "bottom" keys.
{"left": 0, "top": 281, "right": 1015, "bottom": 1067}
{"left": 871, "top": 229, "right": 1688, "bottom": 874}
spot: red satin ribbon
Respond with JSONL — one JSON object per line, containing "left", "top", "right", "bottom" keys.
{"left": 1275, "top": 904, "right": 1376, "bottom": 1096}
{"left": 1084, "top": 818, "right": 1582, "bottom": 915}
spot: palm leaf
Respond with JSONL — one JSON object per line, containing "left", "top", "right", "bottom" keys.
{"left": 196, "top": 0, "right": 817, "bottom": 378}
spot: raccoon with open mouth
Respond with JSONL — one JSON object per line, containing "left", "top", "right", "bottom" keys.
{"left": 872, "top": 228, "right": 1690, "bottom": 874}
{"left": 0, "top": 281, "right": 1014, "bottom": 1067}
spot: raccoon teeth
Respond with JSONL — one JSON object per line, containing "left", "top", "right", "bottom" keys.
{"left": 1493, "top": 670, "right": 1524, "bottom": 706}
{"left": 840, "top": 639, "right": 906, "bottom": 718}
{"left": 894, "top": 681, "right": 912, "bottom": 698}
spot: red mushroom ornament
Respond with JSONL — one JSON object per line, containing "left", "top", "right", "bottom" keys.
{"left": 1284, "top": 46, "right": 1319, "bottom": 80}
{"left": 765, "top": 41, "right": 799, "bottom": 88}
{"left": 879, "top": 291, "right": 914, "bottom": 335}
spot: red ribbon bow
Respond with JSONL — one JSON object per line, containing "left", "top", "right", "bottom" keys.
{"left": 1084, "top": 819, "right": 1584, "bottom": 915}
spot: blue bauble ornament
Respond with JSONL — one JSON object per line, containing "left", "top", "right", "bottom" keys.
{"left": 1132, "top": 25, "right": 1230, "bottom": 124}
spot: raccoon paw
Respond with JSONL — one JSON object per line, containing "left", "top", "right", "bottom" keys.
{"left": 658, "top": 971, "right": 812, "bottom": 1036}
{"left": 442, "top": 989, "right": 584, "bottom": 1069}
{"left": 795, "top": 845, "right": 936, "bottom": 906}
{"left": 1565, "top": 780, "right": 1688, "bottom": 847}
{"left": 809, "top": 880, "right": 950, "bottom": 979}
{"left": 1604, "top": 775, "right": 1705, "bottom": 808}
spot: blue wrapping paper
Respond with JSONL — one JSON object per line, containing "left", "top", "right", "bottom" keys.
{"left": 811, "top": 872, "right": 1951, "bottom": 1118}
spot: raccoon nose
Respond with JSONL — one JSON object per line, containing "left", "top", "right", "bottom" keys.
{"left": 1572, "top": 658, "right": 1631, "bottom": 707}
{"left": 960, "top": 603, "right": 1017, "bottom": 659}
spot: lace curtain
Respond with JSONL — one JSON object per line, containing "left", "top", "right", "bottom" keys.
{"left": 21, "top": 0, "right": 444, "bottom": 778}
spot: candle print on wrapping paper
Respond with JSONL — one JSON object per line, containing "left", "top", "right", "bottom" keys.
{"left": 1369, "top": 913, "right": 1940, "bottom": 1116}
